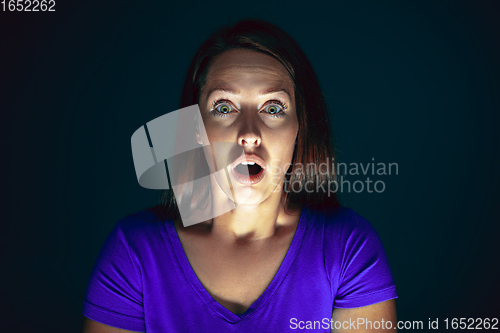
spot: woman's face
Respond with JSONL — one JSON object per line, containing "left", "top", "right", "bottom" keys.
{"left": 198, "top": 49, "right": 298, "bottom": 206}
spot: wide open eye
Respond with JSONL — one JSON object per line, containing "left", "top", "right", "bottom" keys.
{"left": 263, "top": 100, "right": 287, "bottom": 118}
{"left": 265, "top": 104, "right": 281, "bottom": 114}
{"left": 210, "top": 100, "right": 235, "bottom": 117}
{"left": 216, "top": 104, "right": 232, "bottom": 114}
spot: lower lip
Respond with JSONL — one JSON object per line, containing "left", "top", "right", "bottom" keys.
{"left": 230, "top": 166, "right": 266, "bottom": 185}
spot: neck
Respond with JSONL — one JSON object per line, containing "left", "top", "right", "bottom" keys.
{"left": 210, "top": 191, "right": 287, "bottom": 241}
{"left": 175, "top": 175, "right": 302, "bottom": 244}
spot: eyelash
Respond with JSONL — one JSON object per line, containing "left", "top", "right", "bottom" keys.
{"left": 210, "top": 99, "right": 288, "bottom": 119}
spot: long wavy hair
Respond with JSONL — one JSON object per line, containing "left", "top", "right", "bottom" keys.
{"left": 152, "top": 18, "right": 341, "bottom": 221}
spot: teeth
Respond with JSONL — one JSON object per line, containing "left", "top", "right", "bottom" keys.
{"left": 241, "top": 161, "right": 256, "bottom": 165}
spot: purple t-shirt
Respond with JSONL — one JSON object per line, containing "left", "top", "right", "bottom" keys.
{"left": 82, "top": 206, "right": 397, "bottom": 332}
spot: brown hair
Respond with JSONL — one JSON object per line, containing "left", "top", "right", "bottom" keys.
{"left": 154, "top": 18, "right": 341, "bottom": 220}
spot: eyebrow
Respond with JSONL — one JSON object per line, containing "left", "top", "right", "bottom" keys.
{"left": 206, "top": 87, "right": 292, "bottom": 100}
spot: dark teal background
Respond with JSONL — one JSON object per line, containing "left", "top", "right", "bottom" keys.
{"left": 1, "top": 0, "right": 499, "bottom": 331}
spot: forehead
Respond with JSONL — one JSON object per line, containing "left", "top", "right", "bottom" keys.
{"left": 203, "top": 49, "right": 294, "bottom": 95}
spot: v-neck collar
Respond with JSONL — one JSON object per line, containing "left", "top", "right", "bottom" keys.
{"left": 163, "top": 206, "right": 308, "bottom": 323}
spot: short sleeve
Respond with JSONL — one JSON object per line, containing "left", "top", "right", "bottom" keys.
{"left": 332, "top": 209, "right": 398, "bottom": 308}
{"left": 82, "top": 220, "right": 146, "bottom": 332}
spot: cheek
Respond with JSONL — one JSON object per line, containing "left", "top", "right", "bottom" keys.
{"left": 281, "top": 119, "right": 299, "bottom": 152}
{"left": 201, "top": 117, "right": 224, "bottom": 142}
{"left": 269, "top": 127, "right": 297, "bottom": 158}
{"left": 268, "top": 114, "right": 298, "bottom": 143}
{"left": 205, "top": 126, "right": 235, "bottom": 144}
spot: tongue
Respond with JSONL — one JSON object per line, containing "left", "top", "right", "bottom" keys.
{"left": 235, "top": 164, "right": 262, "bottom": 176}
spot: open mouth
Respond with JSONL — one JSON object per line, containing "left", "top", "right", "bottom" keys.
{"left": 234, "top": 161, "right": 263, "bottom": 176}
{"left": 230, "top": 154, "right": 266, "bottom": 185}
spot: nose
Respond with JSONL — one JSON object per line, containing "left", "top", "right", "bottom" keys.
{"left": 237, "top": 117, "right": 262, "bottom": 147}
{"left": 236, "top": 106, "right": 262, "bottom": 148}
{"left": 238, "top": 131, "right": 261, "bottom": 147}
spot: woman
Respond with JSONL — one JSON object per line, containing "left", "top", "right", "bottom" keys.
{"left": 82, "top": 19, "right": 398, "bottom": 332}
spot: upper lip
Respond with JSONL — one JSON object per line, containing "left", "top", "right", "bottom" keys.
{"left": 230, "top": 153, "right": 266, "bottom": 171}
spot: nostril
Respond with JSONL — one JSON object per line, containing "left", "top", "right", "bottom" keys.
{"left": 239, "top": 136, "right": 261, "bottom": 146}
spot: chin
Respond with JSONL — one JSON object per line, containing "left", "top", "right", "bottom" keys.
{"left": 231, "top": 185, "right": 265, "bottom": 206}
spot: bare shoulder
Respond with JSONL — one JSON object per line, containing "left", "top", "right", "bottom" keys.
{"left": 81, "top": 316, "right": 143, "bottom": 333}
{"left": 331, "top": 300, "right": 397, "bottom": 332}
